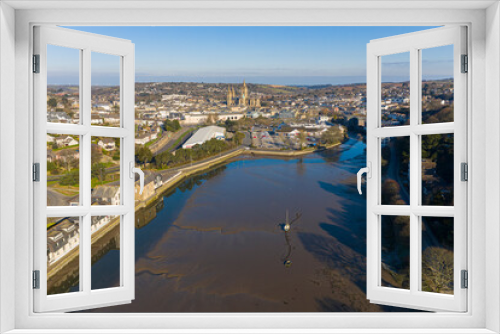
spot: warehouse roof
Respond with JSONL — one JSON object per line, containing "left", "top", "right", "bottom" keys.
{"left": 182, "top": 126, "right": 226, "bottom": 149}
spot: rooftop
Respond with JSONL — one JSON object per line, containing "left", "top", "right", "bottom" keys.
{"left": 183, "top": 125, "right": 226, "bottom": 148}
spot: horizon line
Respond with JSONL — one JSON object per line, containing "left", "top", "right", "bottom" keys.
{"left": 47, "top": 77, "right": 453, "bottom": 88}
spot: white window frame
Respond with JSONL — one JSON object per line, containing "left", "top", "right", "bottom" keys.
{"left": 1, "top": 2, "right": 498, "bottom": 333}
{"left": 32, "top": 26, "right": 136, "bottom": 312}
{"left": 365, "top": 26, "right": 467, "bottom": 312}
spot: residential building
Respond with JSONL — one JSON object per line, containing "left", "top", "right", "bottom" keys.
{"left": 91, "top": 185, "right": 120, "bottom": 206}
{"left": 98, "top": 138, "right": 116, "bottom": 151}
{"left": 55, "top": 135, "right": 78, "bottom": 147}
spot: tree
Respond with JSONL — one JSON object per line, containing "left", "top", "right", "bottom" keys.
{"left": 91, "top": 144, "right": 103, "bottom": 163}
{"left": 382, "top": 179, "right": 401, "bottom": 205}
{"left": 156, "top": 151, "right": 175, "bottom": 168}
{"left": 321, "top": 126, "right": 342, "bottom": 145}
{"left": 422, "top": 247, "right": 454, "bottom": 294}
{"left": 64, "top": 155, "right": 78, "bottom": 172}
{"left": 233, "top": 132, "right": 245, "bottom": 146}
{"left": 47, "top": 98, "right": 57, "bottom": 109}
{"left": 172, "top": 119, "right": 181, "bottom": 131}
{"left": 91, "top": 163, "right": 107, "bottom": 183}
{"left": 225, "top": 119, "right": 237, "bottom": 131}
{"left": 136, "top": 146, "right": 153, "bottom": 165}
{"left": 381, "top": 145, "right": 391, "bottom": 172}
{"left": 165, "top": 119, "right": 181, "bottom": 132}
{"left": 60, "top": 169, "right": 79, "bottom": 186}
{"left": 421, "top": 134, "right": 454, "bottom": 184}
{"left": 347, "top": 118, "right": 359, "bottom": 131}
{"left": 47, "top": 161, "right": 58, "bottom": 174}
{"left": 297, "top": 130, "right": 307, "bottom": 149}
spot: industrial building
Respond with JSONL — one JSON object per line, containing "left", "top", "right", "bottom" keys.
{"left": 182, "top": 126, "right": 227, "bottom": 149}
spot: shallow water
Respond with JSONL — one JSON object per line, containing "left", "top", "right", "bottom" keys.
{"left": 82, "top": 137, "right": 407, "bottom": 312}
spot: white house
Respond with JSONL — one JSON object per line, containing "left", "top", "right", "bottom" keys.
{"left": 182, "top": 113, "right": 208, "bottom": 125}
{"left": 90, "top": 215, "right": 111, "bottom": 233}
{"left": 55, "top": 135, "right": 78, "bottom": 147}
{"left": 217, "top": 112, "right": 245, "bottom": 122}
{"left": 98, "top": 138, "right": 116, "bottom": 151}
{"left": 91, "top": 115, "right": 104, "bottom": 125}
{"left": 91, "top": 186, "right": 120, "bottom": 206}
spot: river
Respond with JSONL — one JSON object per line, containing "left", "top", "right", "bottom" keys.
{"left": 83, "top": 136, "right": 408, "bottom": 312}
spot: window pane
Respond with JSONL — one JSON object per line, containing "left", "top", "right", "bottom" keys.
{"left": 47, "top": 134, "right": 80, "bottom": 206}
{"left": 381, "top": 52, "right": 410, "bottom": 127}
{"left": 381, "top": 137, "right": 410, "bottom": 205}
{"left": 47, "top": 216, "right": 80, "bottom": 295}
{"left": 91, "top": 137, "right": 120, "bottom": 205}
{"left": 91, "top": 52, "right": 121, "bottom": 127}
{"left": 421, "top": 45, "right": 454, "bottom": 124}
{"left": 421, "top": 134, "right": 454, "bottom": 206}
{"left": 91, "top": 215, "right": 121, "bottom": 290}
{"left": 421, "top": 217, "right": 454, "bottom": 294}
{"left": 47, "top": 45, "right": 80, "bottom": 124}
{"left": 381, "top": 215, "right": 410, "bottom": 290}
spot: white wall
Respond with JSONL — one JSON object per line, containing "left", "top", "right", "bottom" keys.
{"left": 0, "top": 2, "right": 16, "bottom": 333}
{"left": 485, "top": 2, "right": 500, "bottom": 333}
{"left": 9, "top": 5, "right": 493, "bottom": 332}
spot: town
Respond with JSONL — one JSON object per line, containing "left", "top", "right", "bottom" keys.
{"left": 45, "top": 79, "right": 454, "bottom": 294}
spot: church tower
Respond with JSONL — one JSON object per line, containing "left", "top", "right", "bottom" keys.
{"left": 227, "top": 85, "right": 233, "bottom": 107}
{"left": 243, "top": 80, "right": 248, "bottom": 100}
{"left": 240, "top": 80, "right": 249, "bottom": 107}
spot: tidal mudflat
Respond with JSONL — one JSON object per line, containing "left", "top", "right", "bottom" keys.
{"left": 82, "top": 137, "right": 409, "bottom": 312}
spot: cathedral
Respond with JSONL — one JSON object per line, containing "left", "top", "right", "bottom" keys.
{"left": 227, "top": 80, "right": 261, "bottom": 108}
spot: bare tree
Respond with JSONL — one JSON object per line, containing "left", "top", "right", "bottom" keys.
{"left": 422, "top": 247, "right": 454, "bottom": 294}
{"left": 298, "top": 130, "right": 307, "bottom": 149}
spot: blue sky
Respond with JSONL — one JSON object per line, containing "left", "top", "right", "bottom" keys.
{"left": 47, "top": 26, "right": 453, "bottom": 86}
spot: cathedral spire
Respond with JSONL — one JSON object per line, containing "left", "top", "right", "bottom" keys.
{"left": 243, "top": 80, "right": 248, "bottom": 103}
{"left": 227, "top": 85, "right": 233, "bottom": 107}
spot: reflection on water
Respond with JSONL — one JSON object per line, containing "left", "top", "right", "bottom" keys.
{"left": 80, "top": 135, "right": 412, "bottom": 312}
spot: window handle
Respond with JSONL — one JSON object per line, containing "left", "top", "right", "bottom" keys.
{"left": 130, "top": 162, "right": 145, "bottom": 195}
{"left": 357, "top": 162, "right": 371, "bottom": 195}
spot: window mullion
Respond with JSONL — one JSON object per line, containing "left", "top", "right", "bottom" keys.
{"left": 89, "top": 206, "right": 129, "bottom": 216}
{"left": 409, "top": 47, "right": 420, "bottom": 295}
{"left": 81, "top": 48, "right": 92, "bottom": 294}
{"left": 413, "top": 123, "right": 454, "bottom": 135}
{"left": 89, "top": 126, "right": 129, "bottom": 138}
{"left": 82, "top": 48, "right": 91, "bottom": 207}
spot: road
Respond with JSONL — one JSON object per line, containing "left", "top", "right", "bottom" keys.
{"left": 47, "top": 187, "right": 74, "bottom": 206}
{"left": 155, "top": 126, "right": 196, "bottom": 155}
{"left": 242, "top": 131, "right": 251, "bottom": 146}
